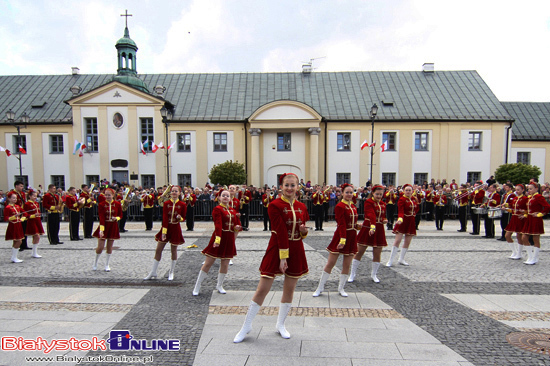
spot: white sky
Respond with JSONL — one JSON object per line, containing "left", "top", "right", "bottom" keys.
{"left": 1, "top": 0, "right": 550, "bottom": 102}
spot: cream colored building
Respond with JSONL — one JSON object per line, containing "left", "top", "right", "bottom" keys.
{"left": 0, "top": 25, "right": 547, "bottom": 190}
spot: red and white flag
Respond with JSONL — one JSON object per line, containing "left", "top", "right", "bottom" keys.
{"left": 0, "top": 145, "right": 11, "bottom": 157}
{"left": 360, "top": 139, "right": 369, "bottom": 150}
{"left": 158, "top": 141, "right": 165, "bottom": 149}
{"left": 168, "top": 141, "right": 176, "bottom": 150}
{"left": 380, "top": 141, "right": 388, "bottom": 152}
{"left": 18, "top": 145, "right": 26, "bottom": 154}
{"left": 369, "top": 141, "right": 376, "bottom": 147}
{"left": 152, "top": 143, "right": 159, "bottom": 153}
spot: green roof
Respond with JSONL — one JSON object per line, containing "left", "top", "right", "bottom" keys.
{"left": 0, "top": 71, "right": 513, "bottom": 124}
{"left": 503, "top": 102, "right": 550, "bottom": 141}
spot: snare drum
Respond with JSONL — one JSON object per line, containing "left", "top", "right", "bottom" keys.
{"left": 487, "top": 208, "right": 502, "bottom": 218}
{"left": 472, "top": 207, "right": 487, "bottom": 215}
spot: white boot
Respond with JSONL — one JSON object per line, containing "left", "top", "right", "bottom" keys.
{"left": 31, "top": 244, "right": 42, "bottom": 258}
{"left": 348, "top": 259, "right": 360, "bottom": 282}
{"left": 233, "top": 301, "right": 261, "bottom": 343}
{"left": 104, "top": 253, "right": 111, "bottom": 272}
{"left": 338, "top": 274, "right": 349, "bottom": 297}
{"left": 216, "top": 273, "right": 227, "bottom": 294}
{"left": 11, "top": 248, "right": 23, "bottom": 263}
{"left": 276, "top": 303, "right": 292, "bottom": 339}
{"left": 168, "top": 260, "right": 177, "bottom": 280}
{"left": 523, "top": 246, "right": 534, "bottom": 264}
{"left": 144, "top": 259, "right": 160, "bottom": 280}
{"left": 92, "top": 253, "right": 101, "bottom": 270}
{"left": 371, "top": 262, "right": 381, "bottom": 283}
{"left": 398, "top": 248, "right": 409, "bottom": 266}
{"left": 525, "top": 247, "right": 540, "bottom": 265}
{"left": 507, "top": 241, "right": 516, "bottom": 259}
{"left": 230, "top": 260, "right": 234, "bottom": 265}
{"left": 386, "top": 246, "right": 398, "bottom": 267}
{"left": 312, "top": 271, "right": 330, "bottom": 297}
{"left": 511, "top": 243, "right": 523, "bottom": 260}
{"left": 192, "top": 270, "right": 208, "bottom": 296}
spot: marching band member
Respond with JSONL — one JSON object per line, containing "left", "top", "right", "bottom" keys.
{"left": 412, "top": 186, "right": 424, "bottom": 230}
{"left": 434, "top": 185, "right": 447, "bottom": 230}
{"left": 8, "top": 181, "right": 28, "bottom": 251}
{"left": 424, "top": 186, "right": 435, "bottom": 221}
{"left": 116, "top": 187, "right": 128, "bottom": 233}
{"left": 522, "top": 182, "right": 550, "bottom": 265}
{"left": 234, "top": 173, "right": 309, "bottom": 343}
{"left": 312, "top": 185, "right": 325, "bottom": 231}
{"left": 469, "top": 182, "right": 485, "bottom": 235}
{"left": 387, "top": 184, "right": 418, "bottom": 267}
{"left": 504, "top": 184, "right": 529, "bottom": 259}
{"left": 456, "top": 184, "right": 469, "bottom": 232}
{"left": 498, "top": 183, "right": 515, "bottom": 241}
{"left": 80, "top": 184, "right": 96, "bottom": 238}
{"left": 185, "top": 187, "right": 197, "bottom": 231}
{"left": 192, "top": 188, "right": 242, "bottom": 295}
{"left": 42, "top": 184, "right": 63, "bottom": 245}
{"left": 144, "top": 186, "right": 187, "bottom": 281}
{"left": 483, "top": 184, "right": 500, "bottom": 238}
{"left": 383, "top": 186, "right": 397, "bottom": 230}
{"left": 227, "top": 185, "right": 241, "bottom": 211}
{"left": 23, "top": 190, "right": 44, "bottom": 258}
{"left": 141, "top": 189, "right": 156, "bottom": 231}
{"left": 92, "top": 188, "right": 122, "bottom": 271}
{"left": 4, "top": 192, "right": 26, "bottom": 263}
{"left": 65, "top": 187, "right": 85, "bottom": 241}
{"left": 262, "top": 187, "right": 274, "bottom": 231}
{"left": 238, "top": 185, "right": 252, "bottom": 231}
{"left": 350, "top": 184, "right": 387, "bottom": 283}
{"left": 313, "top": 183, "right": 361, "bottom": 297}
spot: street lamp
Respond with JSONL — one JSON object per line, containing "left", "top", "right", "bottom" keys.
{"left": 5, "top": 109, "right": 30, "bottom": 181}
{"left": 160, "top": 106, "right": 173, "bottom": 185}
{"left": 369, "top": 103, "right": 378, "bottom": 184}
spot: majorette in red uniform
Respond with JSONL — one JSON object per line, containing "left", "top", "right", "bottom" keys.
{"left": 144, "top": 186, "right": 187, "bottom": 281}
{"left": 4, "top": 194, "right": 26, "bottom": 263}
{"left": 504, "top": 187, "right": 528, "bottom": 234}
{"left": 350, "top": 185, "right": 388, "bottom": 283}
{"left": 91, "top": 188, "right": 123, "bottom": 272}
{"left": 24, "top": 199, "right": 45, "bottom": 236}
{"left": 193, "top": 189, "right": 243, "bottom": 296}
{"left": 387, "top": 184, "right": 418, "bottom": 267}
{"left": 521, "top": 183, "right": 550, "bottom": 265}
{"left": 313, "top": 183, "right": 360, "bottom": 298}
{"left": 234, "top": 173, "right": 309, "bottom": 344}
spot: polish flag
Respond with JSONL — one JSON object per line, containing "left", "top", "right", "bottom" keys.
{"left": 0, "top": 145, "right": 11, "bottom": 156}
{"left": 18, "top": 145, "right": 26, "bottom": 154}
{"left": 369, "top": 141, "right": 376, "bottom": 147}
{"left": 360, "top": 140, "right": 369, "bottom": 150}
{"left": 380, "top": 141, "right": 389, "bottom": 152}
{"left": 168, "top": 141, "right": 176, "bottom": 150}
{"left": 157, "top": 141, "right": 165, "bottom": 149}
{"left": 152, "top": 143, "right": 159, "bottom": 153}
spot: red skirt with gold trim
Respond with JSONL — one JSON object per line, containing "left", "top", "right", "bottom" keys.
{"left": 259, "top": 234, "right": 308, "bottom": 278}
{"left": 25, "top": 218, "right": 45, "bottom": 236}
{"left": 393, "top": 216, "right": 416, "bottom": 236}
{"left": 5, "top": 222, "right": 25, "bottom": 241}
{"left": 202, "top": 231, "right": 237, "bottom": 259}
{"left": 357, "top": 222, "right": 387, "bottom": 247}
{"left": 154, "top": 223, "right": 185, "bottom": 245}
{"left": 93, "top": 221, "right": 120, "bottom": 240}
{"left": 326, "top": 229, "right": 358, "bottom": 255}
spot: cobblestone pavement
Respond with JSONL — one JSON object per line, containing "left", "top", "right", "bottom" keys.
{"left": 1, "top": 220, "right": 549, "bottom": 365}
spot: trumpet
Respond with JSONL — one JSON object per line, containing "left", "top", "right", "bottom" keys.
{"left": 158, "top": 184, "right": 173, "bottom": 207}
{"left": 121, "top": 187, "right": 131, "bottom": 211}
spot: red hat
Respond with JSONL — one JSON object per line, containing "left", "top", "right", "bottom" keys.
{"left": 279, "top": 173, "right": 298, "bottom": 185}
{"left": 215, "top": 188, "right": 227, "bottom": 200}
{"left": 104, "top": 187, "right": 116, "bottom": 196}
{"left": 516, "top": 184, "right": 526, "bottom": 191}
{"left": 340, "top": 183, "right": 353, "bottom": 190}
{"left": 372, "top": 184, "right": 385, "bottom": 191}
{"left": 403, "top": 184, "right": 412, "bottom": 189}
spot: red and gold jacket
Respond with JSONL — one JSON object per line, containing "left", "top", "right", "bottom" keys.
{"left": 457, "top": 189, "right": 469, "bottom": 207}
{"left": 141, "top": 194, "right": 155, "bottom": 208}
{"left": 65, "top": 194, "right": 81, "bottom": 212}
{"left": 383, "top": 191, "right": 397, "bottom": 205}
{"left": 80, "top": 191, "right": 95, "bottom": 208}
{"left": 505, "top": 194, "right": 528, "bottom": 216}
{"left": 312, "top": 192, "right": 325, "bottom": 205}
{"left": 23, "top": 200, "right": 41, "bottom": 220}
{"left": 397, "top": 195, "right": 419, "bottom": 219}
{"left": 268, "top": 197, "right": 309, "bottom": 259}
{"left": 238, "top": 190, "right": 252, "bottom": 206}
{"left": 434, "top": 193, "right": 447, "bottom": 207}
{"left": 8, "top": 190, "right": 26, "bottom": 207}
{"left": 184, "top": 193, "right": 197, "bottom": 208}
{"left": 97, "top": 200, "right": 122, "bottom": 231}
{"left": 501, "top": 191, "right": 516, "bottom": 207}
{"left": 525, "top": 193, "right": 550, "bottom": 218}
{"left": 470, "top": 188, "right": 485, "bottom": 206}
{"left": 334, "top": 200, "right": 360, "bottom": 244}
{"left": 363, "top": 198, "right": 387, "bottom": 227}
{"left": 228, "top": 197, "right": 240, "bottom": 211}
{"left": 212, "top": 204, "right": 242, "bottom": 244}
{"left": 424, "top": 190, "right": 434, "bottom": 203}
{"left": 161, "top": 199, "right": 187, "bottom": 234}
{"left": 4, "top": 204, "right": 26, "bottom": 223}
{"left": 97, "top": 193, "right": 106, "bottom": 205}
{"left": 485, "top": 192, "right": 500, "bottom": 208}
{"left": 262, "top": 193, "right": 274, "bottom": 208}
{"left": 42, "top": 192, "right": 62, "bottom": 213}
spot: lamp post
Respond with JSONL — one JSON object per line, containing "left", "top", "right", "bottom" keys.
{"left": 6, "top": 109, "right": 30, "bottom": 181}
{"left": 160, "top": 106, "right": 172, "bottom": 185}
{"left": 369, "top": 103, "right": 378, "bottom": 184}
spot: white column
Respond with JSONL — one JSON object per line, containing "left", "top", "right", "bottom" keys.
{"left": 308, "top": 127, "right": 321, "bottom": 184}
{"left": 249, "top": 128, "right": 262, "bottom": 187}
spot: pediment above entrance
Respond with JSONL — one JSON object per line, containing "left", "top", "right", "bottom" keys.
{"left": 250, "top": 101, "right": 322, "bottom": 121}
{"left": 66, "top": 82, "right": 163, "bottom": 106}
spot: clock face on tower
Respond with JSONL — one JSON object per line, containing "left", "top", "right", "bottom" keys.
{"left": 113, "top": 112, "right": 124, "bottom": 128}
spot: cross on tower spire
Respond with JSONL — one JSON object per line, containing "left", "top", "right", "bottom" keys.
{"left": 120, "top": 9, "right": 132, "bottom": 28}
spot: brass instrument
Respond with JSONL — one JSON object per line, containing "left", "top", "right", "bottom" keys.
{"left": 158, "top": 184, "right": 173, "bottom": 207}
{"left": 121, "top": 187, "right": 131, "bottom": 212}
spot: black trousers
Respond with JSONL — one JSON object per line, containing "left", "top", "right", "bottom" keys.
{"left": 386, "top": 204, "right": 396, "bottom": 226}
{"left": 458, "top": 205, "right": 467, "bottom": 231}
{"left": 314, "top": 204, "right": 324, "bottom": 230}
{"left": 69, "top": 210, "right": 80, "bottom": 240}
{"left": 186, "top": 205, "right": 194, "bottom": 230}
{"left": 500, "top": 212, "right": 511, "bottom": 237}
{"left": 323, "top": 202, "right": 329, "bottom": 221}
{"left": 435, "top": 206, "right": 445, "bottom": 229}
{"left": 241, "top": 204, "right": 249, "bottom": 228}
{"left": 425, "top": 202, "right": 434, "bottom": 221}
{"left": 118, "top": 211, "right": 127, "bottom": 231}
{"left": 47, "top": 212, "right": 60, "bottom": 244}
{"left": 471, "top": 207, "right": 482, "bottom": 234}
{"left": 263, "top": 207, "right": 270, "bottom": 230}
{"left": 20, "top": 220, "right": 28, "bottom": 249}
{"left": 415, "top": 211, "right": 421, "bottom": 229}
{"left": 83, "top": 207, "right": 94, "bottom": 237}
{"left": 484, "top": 215, "right": 495, "bottom": 237}
{"left": 144, "top": 208, "right": 153, "bottom": 230}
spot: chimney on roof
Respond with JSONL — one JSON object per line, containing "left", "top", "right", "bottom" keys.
{"left": 71, "top": 67, "right": 80, "bottom": 75}
{"left": 422, "top": 63, "right": 434, "bottom": 73}
{"left": 154, "top": 85, "right": 166, "bottom": 98}
{"left": 302, "top": 62, "right": 312, "bottom": 74}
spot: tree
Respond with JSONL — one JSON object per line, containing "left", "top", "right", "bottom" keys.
{"left": 208, "top": 160, "right": 247, "bottom": 186}
{"left": 494, "top": 163, "right": 541, "bottom": 185}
